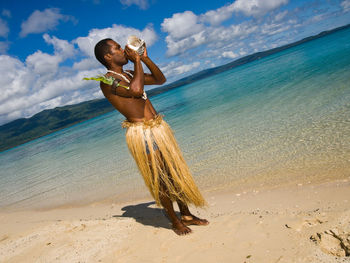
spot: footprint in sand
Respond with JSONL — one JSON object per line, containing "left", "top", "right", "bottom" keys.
{"left": 302, "top": 218, "right": 324, "bottom": 227}
{"left": 285, "top": 217, "right": 324, "bottom": 232}
{"left": 310, "top": 228, "right": 350, "bottom": 257}
{"left": 0, "top": 235, "right": 9, "bottom": 242}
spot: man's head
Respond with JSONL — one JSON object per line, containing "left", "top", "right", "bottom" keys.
{"left": 94, "top": 38, "right": 127, "bottom": 68}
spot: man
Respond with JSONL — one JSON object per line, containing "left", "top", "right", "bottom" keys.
{"left": 94, "top": 38, "right": 208, "bottom": 235}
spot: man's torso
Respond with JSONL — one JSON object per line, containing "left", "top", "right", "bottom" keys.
{"left": 100, "top": 82, "right": 158, "bottom": 122}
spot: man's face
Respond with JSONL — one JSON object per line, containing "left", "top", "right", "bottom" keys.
{"left": 107, "top": 40, "right": 128, "bottom": 66}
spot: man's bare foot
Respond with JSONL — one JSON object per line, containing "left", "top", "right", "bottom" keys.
{"left": 172, "top": 221, "right": 192, "bottom": 235}
{"left": 181, "top": 215, "right": 209, "bottom": 226}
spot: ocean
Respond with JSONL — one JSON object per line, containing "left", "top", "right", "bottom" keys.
{"left": 1, "top": 27, "right": 349, "bottom": 211}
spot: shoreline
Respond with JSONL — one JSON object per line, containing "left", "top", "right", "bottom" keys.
{"left": 1, "top": 178, "right": 349, "bottom": 262}
{"left": 1, "top": 165, "right": 348, "bottom": 213}
{"left": 1, "top": 170, "right": 349, "bottom": 214}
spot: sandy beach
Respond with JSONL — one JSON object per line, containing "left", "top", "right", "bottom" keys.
{"left": 1, "top": 1, "right": 350, "bottom": 263}
{"left": 1, "top": 178, "right": 350, "bottom": 263}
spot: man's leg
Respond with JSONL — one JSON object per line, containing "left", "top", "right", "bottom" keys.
{"left": 159, "top": 181, "right": 192, "bottom": 235}
{"left": 158, "top": 156, "right": 209, "bottom": 229}
{"left": 148, "top": 150, "right": 192, "bottom": 235}
{"left": 176, "top": 199, "right": 209, "bottom": 226}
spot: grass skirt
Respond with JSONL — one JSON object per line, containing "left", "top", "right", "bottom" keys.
{"left": 122, "top": 115, "right": 206, "bottom": 207}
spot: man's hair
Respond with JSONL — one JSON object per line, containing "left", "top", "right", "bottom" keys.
{"left": 94, "top": 38, "right": 113, "bottom": 68}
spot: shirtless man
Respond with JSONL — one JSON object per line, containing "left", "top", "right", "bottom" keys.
{"left": 94, "top": 38, "right": 208, "bottom": 235}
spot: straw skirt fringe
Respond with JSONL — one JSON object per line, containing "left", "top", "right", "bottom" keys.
{"left": 122, "top": 115, "right": 206, "bottom": 207}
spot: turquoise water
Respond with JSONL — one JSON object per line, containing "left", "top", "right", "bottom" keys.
{"left": 1, "top": 27, "right": 350, "bottom": 211}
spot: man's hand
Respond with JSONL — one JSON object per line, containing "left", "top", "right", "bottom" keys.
{"left": 125, "top": 45, "right": 140, "bottom": 63}
{"left": 141, "top": 43, "right": 148, "bottom": 59}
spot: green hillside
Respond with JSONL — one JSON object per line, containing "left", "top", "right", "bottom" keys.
{"left": 0, "top": 99, "right": 114, "bottom": 152}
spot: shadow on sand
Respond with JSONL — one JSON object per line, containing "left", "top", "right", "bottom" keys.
{"left": 112, "top": 201, "right": 171, "bottom": 229}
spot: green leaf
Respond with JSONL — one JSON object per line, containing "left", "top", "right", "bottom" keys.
{"left": 83, "top": 75, "right": 115, "bottom": 85}
{"left": 116, "top": 83, "right": 130, "bottom": 90}
{"left": 83, "top": 75, "right": 130, "bottom": 90}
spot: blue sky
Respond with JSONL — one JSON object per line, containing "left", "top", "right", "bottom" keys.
{"left": 0, "top": 0, "right": 349, "bottom": 125}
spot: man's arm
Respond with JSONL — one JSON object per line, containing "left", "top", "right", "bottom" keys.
{"left": 125, "top": 46, "right": 145, "bottom": 97}
{"left": 141, "top": 56, "right": 166, "bottom": 85}
{"left": 128, "top": 45, "right": 166, "bottom": 85}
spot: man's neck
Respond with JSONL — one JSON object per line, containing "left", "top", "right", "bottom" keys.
{"left": 108, "top": 65, "right": 123, "bottom": 73}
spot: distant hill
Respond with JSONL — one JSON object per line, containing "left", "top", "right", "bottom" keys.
{"left": 0, "top": 99, "right": 114, "bottom": 152}
{"left": 1, "top": 23, "right": 349, "bottom": 152}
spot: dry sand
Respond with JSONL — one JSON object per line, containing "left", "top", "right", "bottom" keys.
{"left": 1, "top": 179, "right": 350, "bottom": 263}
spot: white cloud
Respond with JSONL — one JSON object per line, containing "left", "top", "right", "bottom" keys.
{"left": 164, "top": 19, "right": 259, "bottom": 57}
{"left": 232, "top": 0, "right": 289, "bottom": 17}
{"left": 43, "top": 34, "right": 76, "bottom": 58}
{"left": 23, "top": 35, "right": 76, "bottom": 81}
{"left": 0, "top": 60, "right": 102, "bottom": 125}
{"left": 309, "top": 14, "right": 324, "bottom": 23}
{"left": 32, "top": 70, "right": 98, "bottom": 102}
{"left": 161, "top": 11, "right": 205, "bottom": 41}
{"left": 161, "top": 11, "right": 207, "bottom": 56}
{"left": 0, "top": 18, "right": 9, "bottom": 38}
{"left": 0, "top": 39, "right": 99, "bottom": 124}
{"left": 73, "top": 58, "right": 100, "bottom": 70}
{"left": 26, "top": 51, "right": 62, "bottom": 76}
{"left": 200, "top": 3, "right": 235, "bottom": 26}
{"left": 274, "top": 10, "right": 288, "bottom": 21}
{"left": 197, "top": 49, "right": 222, "bottom": 59}
{"left": 159, "top": 61, "right": 180, "bottom": 76}
{"left": 161, "top": 4, "right": 311, "bottom": 72}
{"left": 0, "top": 41, "right": 9, "bottom": 54}
{"left": 341, "top": 0, "right": 350, "bottom": 12}
{"left": 199, "top": 0, "right": 289, "bottom": 26}
{"left": 261, "top": 22, "right": 291, "bottom": 35}
{"left": 74, "top": 24, "right": 157, "bottom": 58}
{"left": 165, "top": 31, "right": 206, "bottom": 57}
{"left": 20, "top": 8, "right": 74, "bottom": 37}
{"left": 161, "top": 0, "right": 290, "bottom": 56}
{"left": 2, "top": 9, "right": 11, "bottom": 18}
{"left": 174, "top": 61, "right": 200, "bottom": 74}
{"left": 120, "top": 0, "right": 149, "bottom": 10}
{"left": 221, "top": 51, "right": 238, "bottom": 59}
{"left": 160, "top": 61, "right": 201, "bottom": 76}
{"left": 239, "top": 49, "right": 248, "bottom": 56}
{"left": 208, "top": 23, "right": 258, "bottom": 46}
{"left": 0, "top": 55, "right": 34, "bottom": 106}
